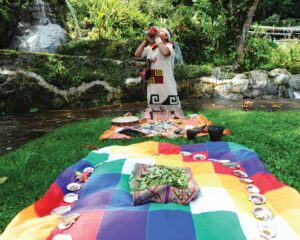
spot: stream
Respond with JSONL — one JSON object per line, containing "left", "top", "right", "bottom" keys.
{"left": 1, "top": 99, "right": 300, "bottom": 156}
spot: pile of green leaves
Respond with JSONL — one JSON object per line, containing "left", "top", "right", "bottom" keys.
{"left": 134, "top": 165, "right": 189, "bottom": 191}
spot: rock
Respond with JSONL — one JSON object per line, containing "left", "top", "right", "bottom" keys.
{"left": 289, "top": 75, "right": 300, "bottom": 90}
{"left": 262, "top": 95, "right": 276, "bottom": 100}
{"left": 0, "top": 70, "right": 117, "bottom": 113}
{"left": 269, "top": 68, "right": 291, "bottom": 85}
{"left": 269, "top": 68, "right": 291, "bottom": 77}
{"left": 199, "top": 76, "right": 217, "bottom": 84}
{"left": 263, "top": 82, "right": 278, "bottom": 95}
{"left": 230, "top": 74, "right": 249, "bottom": 93}
{"left": 32, "top": 11, "right": 43, "bottom": 20}
{"left": 10, "top": 23, "right": 67, "bottom": 53}
{"left": 249, "top": 70, "right": 269, "bottom": 89}
{"left": 220, "top": 93, "right": 243, "bottom": 100}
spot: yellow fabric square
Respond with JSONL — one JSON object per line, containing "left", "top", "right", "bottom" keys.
{"left": 155, "top": 154, "right": 183, "bottom": 168}
{"left": 193, "top": 174, "right": 223, "bottom": 188}
{"left": 225, "top": 189, "right": 254, "bottom": 215}
{"left": 0, "top": 205, "right": 60, "bottom": 240}
{"left": 183, "top": 162, "right": 215, "bottom": 175}
{"left": 111, "top": 141, "right": 158, "bottom": 158}
{"left": 281, "top": 208, "right": 300, "bottom": 237}
{"left": 265, "top": 186, "right": 300, "bottom": 214}
{"left": 218, "top": 175, "right": 248, "bottom": 194}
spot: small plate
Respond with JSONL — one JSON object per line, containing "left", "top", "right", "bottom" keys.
{"left": 180, "top": 151, "right": 192, "bottom": 157}
{"left": 193, "top": 154, "right": 207, "bottom": 161}
{"left": 222, "top": 162, "right": 240, "bottom": 169}
{"left": 63, "top": 193, "right": 78, "bottom": 203}
{"left": 62, "top": 213, "right": 80, "bottom": 223}
{"left": 58, "top": 213, "right": 80, "bottom": 230}
{"left": 219, "top": 159, "right": 231, "bottom": 164}
{"left": 51, "top": 206, "right": 71, "bottom": 215}
{"left": 52, "top": 234, "right": 73, "bottom": 240}
{"left": 252, "top": 232, "right": 270, "bottom": 240}
{"left": 58, "top": 221, "right": 73, "bottom": 230}
{"left": 67, "top": 182, "right": 81, "bottom": 192}
{"left": 233, "top": 170, "right": 248, "bottom": 178}
{"left": 257, "top": 223, "right": 277, "bottom": 238}
{"left": 248, "top": 194, "right": 266, "bottom": 205}
{"left": 240, "top": 178, "right": 254, "bottom": 184}
{"left": 252, "top": 206, "right": 273, "bottom": 221}
{"left": 83, "top": 167, "right": 94, "bottom": 173}
{"left": 247, "top": 184, "right": 260, "bottom": 194}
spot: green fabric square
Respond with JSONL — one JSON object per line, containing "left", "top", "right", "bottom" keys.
{"left": 192, "top": 211, "right": 246, "bottom": 240}
{"left": 228, "top": 142, "right": 252, "bottom": 152}
{"left": 93, "top": 159, "right": 126, "bottom": 175}
{"left": 116, "top": 174, "right": 130, "bottom": 192}
{"left": 85, "top": 152, "right": 109, "bottom": 166}
{"left": 149, "top": 202, "right": 191, "bottom": 212}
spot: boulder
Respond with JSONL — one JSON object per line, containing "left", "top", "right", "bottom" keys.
{"left": 230, "top": 74, "right": 249, "bottom": 94}
{"left": 289, "top": 75, "right": 300, "bottom": 90}
{"left": 269, "top": 68, "right": 291, "bottom": 85}
{"left": 249, "top": 70, "right": 269, "bottom": 89}
{"left": 10, "top": 23, "right": 67, "bottom": 53}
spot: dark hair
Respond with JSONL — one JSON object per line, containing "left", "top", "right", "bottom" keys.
{"left": 166, "top": 28, "right": 173, "bottom": 38}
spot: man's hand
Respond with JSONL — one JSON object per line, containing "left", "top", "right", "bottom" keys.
{"left": 144, "top": 36, "right": 150, "bottom": 45}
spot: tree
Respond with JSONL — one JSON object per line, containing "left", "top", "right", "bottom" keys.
{"left": 236, "top": 0, "right": 260, "bottom": 63}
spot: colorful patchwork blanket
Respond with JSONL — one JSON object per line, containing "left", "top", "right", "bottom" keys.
{"left": 99, "top": 114, "right": 230, "bottom": 140}
{"left": 1, "top": 141, "right": 300, "bottom": 240}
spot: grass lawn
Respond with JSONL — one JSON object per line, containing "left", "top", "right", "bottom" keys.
{"left": 0, "top": 109, "right": 300, "bottom": 233}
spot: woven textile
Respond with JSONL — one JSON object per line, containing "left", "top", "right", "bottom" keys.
{"left": 1, "top": 141, "right": 300, "bottom": 240}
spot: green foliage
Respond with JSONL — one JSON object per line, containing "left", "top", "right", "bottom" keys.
{"left": 131, "top": 165, "right": 188, "bottom": 191}
{"left": 174, "top": 64, "right": 213, "bottom": 81}
{"left": 0, "top": 0, "right": 10, "bottom": 22}
{"left": 243, "top": 34, "right": 276, "bottom": 70}
{"left": 67, "top": 0, "right": 149, "bottom": 40}
{"left": 243, "top": 36, "right": 300, "bottom": 73}
{"left": 256, "top": 0, "right": 300, "bottom": 20}
{"left": 59, "top": 38, "right": 140, "bottom": 60}
{"left": 270, "top": 40, "right": 300, "bottom": 74}
{"left": 47, "top": 55, "right": 67, "bottom": 79}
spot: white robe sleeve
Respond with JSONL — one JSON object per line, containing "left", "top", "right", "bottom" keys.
{"left": 141, "top": 46, "right": 150, "bottom": 58}
{"left": 166, "top": 43, "right": 175, "bottom": 57}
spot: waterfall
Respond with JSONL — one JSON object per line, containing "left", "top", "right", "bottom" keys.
{"left": 35, "top": 0, "right": 48, "bottom": 25}
{"left": 66, "top": 0, "right": 82, "bottom": 39}
{"left": 174, "top": 42, "right": 184, "bottom": 64}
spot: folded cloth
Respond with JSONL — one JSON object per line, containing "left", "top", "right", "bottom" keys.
{"left": 129, "top": 163, "right": 200, "bottom": 205}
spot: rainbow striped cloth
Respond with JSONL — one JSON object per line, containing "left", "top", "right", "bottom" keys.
{"left": 1, "top": 141, "right": 300, "bottom": 240}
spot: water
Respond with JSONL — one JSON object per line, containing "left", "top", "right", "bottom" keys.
{"left": 66, "top": 0, "right": 82, "bottom": 39}
{"left": 1, "top": 99, "right": 300, "bottom": 156}
{"left": 35, "top": 0, "right": 47, "bottom": 24}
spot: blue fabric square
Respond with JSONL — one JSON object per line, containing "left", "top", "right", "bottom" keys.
{"left": 147, "top": 210, "right": 196, "bottom": 240}
{"left": 72, "top": 189, "right": 113, "bottom": 212}
{"left": 181, "top": 143, "right": 207, "bottom": 153}
{"left": 97, "top": 210, "right": 148, "bottom": 240}
{"left": 80, "top": 173, "right": 121, "bottom": 198}
{"left": 109, "top": 189, "right": 150, "bottom": 211}
{"left": 206, "top": 141, "right": 229, "bottom": 153}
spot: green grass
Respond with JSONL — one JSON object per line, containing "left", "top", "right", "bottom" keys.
{"left": 0, "top": 110, "right": 300, "bottom": 233}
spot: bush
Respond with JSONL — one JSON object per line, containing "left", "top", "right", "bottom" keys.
{"left": 174, "top": 64, "right": 213, "bottom": 81}
{"left": 58, "top": 38, "right": 141, "bottom": 60}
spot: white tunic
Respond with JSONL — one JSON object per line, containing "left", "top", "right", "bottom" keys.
{"left": 142, "top": 43, "right": 181, "bottom": 111}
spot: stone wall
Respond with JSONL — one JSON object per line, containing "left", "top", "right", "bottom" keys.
{"left": 0, "top": 51, "right": 300, "bottom": 114}
{"left": 177, "top": 68, "right": 300, "bottom": 100}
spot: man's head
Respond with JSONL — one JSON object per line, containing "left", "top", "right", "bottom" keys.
{"left": 159, "top": 28, "right": 172, "bottom": 42}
